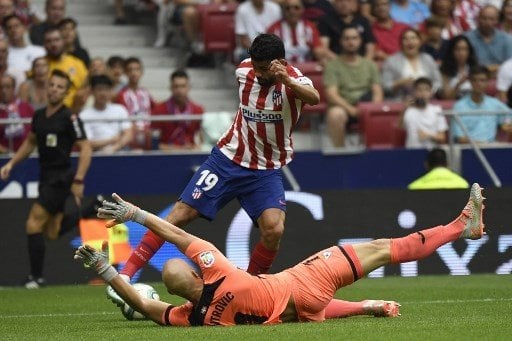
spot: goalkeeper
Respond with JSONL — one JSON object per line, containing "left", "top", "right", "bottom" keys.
{"left": 75, "top": 183, "right": 485, "bottom": 326}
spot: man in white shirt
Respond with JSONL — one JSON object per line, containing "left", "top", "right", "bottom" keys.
{"left": 80, "top": 75, "right": 133, "bottom": 154}
{"left": 234, "top": 0, "right": 281, "bottom": 62}
{"left": 3, "top": 14, "right": 45, "bottom": 73}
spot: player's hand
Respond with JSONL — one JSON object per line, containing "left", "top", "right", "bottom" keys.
{"left": 74, "top": 241, "right": 110, "bottom": 275}
{"left": 0, "top": 162, "right": 12, "bottom": 180}
{"left": 270, "top": 59, "right": 292, "bottom": 87}
{"left": 71, "top": 184, "right": 84, "bottom": 206}
{"left": 97, "top": 193, "right": 147, "bottom": 228}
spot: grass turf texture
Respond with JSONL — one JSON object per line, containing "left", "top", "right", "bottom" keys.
{"left": 1, "top": 274, "right": 510, "bottom": 340}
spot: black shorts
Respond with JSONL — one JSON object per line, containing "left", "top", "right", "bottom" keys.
{"left": 37, "top": 168, "right": 74, "bottom": 214}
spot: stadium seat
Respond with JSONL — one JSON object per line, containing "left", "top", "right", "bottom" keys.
{"left": 198, "top": 3, "right": 238, "bottom": 54}
{"left": 358, "top": 101, "right": 405, "bottom": 148}
{"left": 294, "top": 62, "right": 327, "bottom": 115}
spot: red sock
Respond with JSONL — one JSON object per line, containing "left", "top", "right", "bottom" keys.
{"left": 120, "top": 230, "right": 164, "bottom": 278}
{"left": 390, "top": 217, "right": 464, "bottom": 264}
{"left": 325, "top": 299, "right": 365, "bottom": 318}
{"left": 246, "top": 242, "right": 278, "bottom": 275}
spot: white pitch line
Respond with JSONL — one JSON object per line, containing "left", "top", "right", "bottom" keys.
{"left": 0, "top": 311, "right": 117, "bottom": 319}
{"left": 0, "top": 298, "right": 511, "bottom": 319}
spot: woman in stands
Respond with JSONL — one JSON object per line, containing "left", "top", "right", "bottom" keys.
{"left": 18, "top": 57, "right": 49, "bottom": 111}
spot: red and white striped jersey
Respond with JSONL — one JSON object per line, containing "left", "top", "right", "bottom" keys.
{"left": 217, "top": 59, "right": 313, "bottom": 170}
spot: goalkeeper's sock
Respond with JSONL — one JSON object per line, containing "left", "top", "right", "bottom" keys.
{"left": 390, "top": 219, "right": 464, "bottom": 264}
{"left": 27, "top": 233, "right": 45, "bottom": 278}
{"left": 247, "top": 242, "right": 277, "bottom": 275}
{"left": 120, "top": 230, "right": 164, "bottom": 278}
{"left": 325, "top": 299, "right": 365, "bottom": 318}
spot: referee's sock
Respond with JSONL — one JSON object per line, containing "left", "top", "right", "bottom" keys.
{"left": 247, "top": 242, "right": 277, "bottom": 275}
{"left": 27, "top": 233, "right": 45, "bottom": 278}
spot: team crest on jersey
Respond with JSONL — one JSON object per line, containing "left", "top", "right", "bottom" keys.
{"left": 323, "top": 251, "right": 332, "bottom": 260}
{"left": 272, "top": 89, "right": 282, "bottom": 106}
{"left": 192, "top": 187, "right": 203, "bottom": 199}
{"left": 199, "top": 251, "right": 215, "bottom": 267}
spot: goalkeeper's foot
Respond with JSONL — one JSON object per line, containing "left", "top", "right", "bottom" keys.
{"left": 362, "top": 300, "right": 401, "bottom": 317}
{"left": 24, "top": 275, "right": 46, "bottom": 289}
{"left": 459, "top": 183, "right": 485, "bottom": 240}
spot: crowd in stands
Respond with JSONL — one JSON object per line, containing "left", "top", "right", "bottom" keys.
{"left": 2, "top": 0, "right": 512, "bottom": 155}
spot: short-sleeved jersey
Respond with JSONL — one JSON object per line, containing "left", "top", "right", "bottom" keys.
{"left": 217, "top": 59, "right": 313, "bottom": 170}
{"left": 0, "top": 99, "right": 34, "bottom": 152}
{"left": 267, "top": 20, "right": 322, "bottom": 63}
{"left": 116, "top": 86, "right": 155, "bottom": 129}
{"left": 163, "top": 239, "right": 293, "bottom": 326}
{"left": 47, "top": 54, "right": 88, "bottom": 108}
{"left": 31, "top": 105, "right": 87, "bottom": 170}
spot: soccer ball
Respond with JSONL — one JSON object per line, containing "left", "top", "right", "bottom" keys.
{"left": 121, "top": 283, "right": 160, "bottom": 320}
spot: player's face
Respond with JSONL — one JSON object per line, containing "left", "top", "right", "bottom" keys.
{"left": 252, "top": 60, "right": 276, "bottom": 87}
{"left": 47, "top": 75, "right": 69, "bottom": 105}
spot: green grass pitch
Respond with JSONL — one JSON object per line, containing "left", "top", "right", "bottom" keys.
{"left": 1, "top": 274, "right": 510, "bottom": 340}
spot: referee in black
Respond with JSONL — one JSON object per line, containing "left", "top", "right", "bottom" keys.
{"left": 0, "top": 69, "right": 93, "bottom": 288}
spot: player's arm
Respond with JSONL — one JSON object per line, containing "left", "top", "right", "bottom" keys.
{"left": 97, "top": 193, "right": 199, "bottom": 254}
{"left": 270, "top": 59, "right": 320, "bottom": 105}
{"left": 74, "top": 242, "right": 171, "bottom": 325}
{"left": 74, "top": 139, "right": 92, "bottom": 182}
{"left": 0, "top": 132, "right": 37, "bottom": 180}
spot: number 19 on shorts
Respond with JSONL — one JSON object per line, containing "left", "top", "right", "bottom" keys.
{"left": 196, "top": 170, "right": 219, "bottom": 191}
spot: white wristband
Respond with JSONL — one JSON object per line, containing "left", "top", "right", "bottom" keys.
{"left": 134, "top": 209, "right": 148, "bottom": 225}
{"left": 99, "top": 265, "right": 119, "bottom": 282}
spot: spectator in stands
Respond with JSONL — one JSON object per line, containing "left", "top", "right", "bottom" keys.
{"left": 453, "top": 0, "right": 480, "bottom": 31}
{"left": 381, "top": 28, "right": 441, "bottom": 100}
{"left": 0, "top": 74, "right": 33, "bottom": 153}
{"left": 465, "top": 5, "right": 512, "bottom": 77}
{"left": 89, "top": 57, "right": 106, "bottom": 76}
{"left": 3, "top": 14, "right": 45, "bottom": 73}
{"left": 44, "top": 27, "right": 88, "bottom": 113}
{"left": 317, "top": 0, "right": 375, "bottom": 59}
{"left": 152, "top": 69, "right": 204, "bottom": 151}
{"left": 267, "top": 0, "right": 330, "bottom": 64}
{"left": 452, "top": 65, "right": 512, "bottom": 143}
{"left": 0, "top": 0, "right": 15, "bottom": 39}
{"left": 106, "top": 55, "right": 126, "bottom": 100}
{"left": 58, "top": 17, "right": 90, "bottom": 67}
{"left": 496, "top": 56, "right": 512, "bottom": 105}
{"left": 371, "top": 0, "right": 410, "bottom": 64}
{"left": 408, "top": 148, "right": 469, "bottom": 189}
{"left": 324, "top": 25, "right": 383, "bottom": 147}
{"left": 80, "top": 75, "right": 133, "bottom": 154}
{"left": 18, "top": 56, "right": 48, "bottom": 110}
{"left": 302, "top": 0, "right": 335, "bottom": 25}
{"left": 30, "top": 0, "right": 67, "bottom": 46}
{"left": 401, "top": 77, "right": 448, "bottom": 148}
{"left": 420, "top": 17, "right": 449, "bottom": 64}
{"left": 390, "top": 0, "right": 430, "bottom": 28}
{"left": 153, "top": 0, "right": 172, "bottom": 47}
{"left": 114, "top": 0, "right": 127, "bottom": 25}
{"left": 439, "top": 35, "right": 477, "bottom": 100}
{"left": 0, "top": 38, "right": 25, "bottom": 91}
{"left": 234, "top": 0, "right": 282, "bottom": 62}
{"left": 116, "top": 57, "right": 155, "bottom": 150}
{"left": 499, "top": 0, "right": 512, "bottom": 34}
{"left": 421, "top": 0, "right": 469, "bottom": 39}
{"left": 13, "top": 0, "right": 43, "bottom": 26}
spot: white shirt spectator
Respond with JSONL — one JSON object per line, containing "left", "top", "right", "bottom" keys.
{"left": 403, "top": 103, "right": 448, "bottom": 148}
{"left": 8, "top": 45, "right": 46, "bottom": 73}
{"left": 235, "top": 0, "right": 281, "bottom": 42}
{"left": 81, "top": 103, "right": 131, "bottom": 142}
{"left": 496, "top": 57, "right": 512, "bottom": 93}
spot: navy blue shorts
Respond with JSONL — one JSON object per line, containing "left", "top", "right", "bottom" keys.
{"left": 180, "top": 147, "right": 286, "bottom": 222}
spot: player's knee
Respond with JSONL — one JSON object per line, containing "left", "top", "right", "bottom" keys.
{"left": 260, "top": 221, "right": 284, "bottom": 244}
{"left": 327, "top": 107, "right": 348, "bottom": 125}
{"left": 166, "top": 202, "right": 199, "bottom": 227}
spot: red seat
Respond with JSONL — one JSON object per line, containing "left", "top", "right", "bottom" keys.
{"left": 198, "top": 3, "right": 238, "bottom": 54}
{"left": 293, "top": 62, "right": 327, "bottom": 114}
{"left": 358, "top": 102, "right": 405, "bottom": 148}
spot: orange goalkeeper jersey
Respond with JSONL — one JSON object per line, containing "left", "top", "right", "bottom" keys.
{"left": 162, "top": 239, "right": 293, "bottom": 326}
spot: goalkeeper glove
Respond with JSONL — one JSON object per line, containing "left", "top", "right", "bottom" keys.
{"left": 97, "top": 193, "right": 148, "bottom": 228}
{"left": 74, "top": 241, "right": 118, "bottom": 282}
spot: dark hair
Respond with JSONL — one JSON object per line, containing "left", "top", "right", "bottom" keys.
{"left": 340, "top": 24, "right": 361, "bottom": 38}
{"left": 58, "top": 17, "right": 77, "bottom": 29}
{"left": 50, "top": 69, "right": 72, "bottom": 89}
{"left": 171, "top": 69, "right": 189, "bottom": 81}
{"left": 90, "top": 74, "right": 113, "bottom": 88}
{"left": 424, "top": 16, "right": 445, "bottom": 29}
{"left": 248, "top": 34, "right": 285, "bottom": 62}
{"left": 107, "top": 55, "right": 124, "bottom": 68}
{"left": 43, "top": 25, "right": 61, "bottom": 37}
{"left": 469, "top": 64, "right": 490, "bottom": 78}
{"left": 426, "top": 148, "right": 448, "bottom": 170}
{"left": 124, "top": 56, "right": 142, "bottom": 69}
{"left": 414, "top": 77, "right": 433, "bottom": 88}
{"left": 399, "top": 28, "right": 422, "bottom": 48}
{"left": 440, "top": 35, "right": 477, "bottom": 77}
{"left": 2, "top": 14, "right": 24, "bottom": 30}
